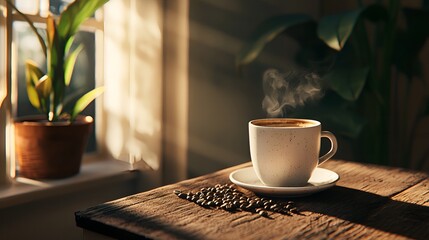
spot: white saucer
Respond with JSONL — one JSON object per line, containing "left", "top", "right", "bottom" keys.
{"left": 229, "top": 167, "right": 339, "bottom": 197}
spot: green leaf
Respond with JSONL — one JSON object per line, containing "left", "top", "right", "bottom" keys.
{"left": 70, "top": 87, "right": 105, "bottom": 121}
{"left": 25, "top": 60, "right": 44, "bottom": 86}
{"left": 318, "top": 4, "right": 387, "bottom": 51}
{"left": 64, "top": 44, "right": 84, "bottom": 86}
{"left": 46, "top": 14, "right": 56, "bottom": 49}
{"left": 65, "top": 36, "right": 75, "bottom": 56}
{"left": 26, "top": 83, "right": 41, "bottom": 109}
{"left": 324, "top": 66, "right": 369, "bottom": 101}
{"left": 58, "top": 0, "right": 109, "bottom": 40}
{"left": 236, "top": 14, "right": 313, "bottom": 66}
{"left": 35, "top": 75, "right": 52, "bottom": 99}
{"left": 46, "top": 15, "right": 61, "bottom": 80}
{"left": 318, "top": 9, "right": 365, "bottom": 51}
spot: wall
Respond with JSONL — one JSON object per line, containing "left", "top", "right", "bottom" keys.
{"left": 188, "top": 0, "right": 429, "bottom": 175}
{"left": 187, "top": 0, "right": 320, "bottom": 177}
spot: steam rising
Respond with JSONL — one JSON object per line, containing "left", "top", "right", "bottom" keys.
{"left": 262, "top": 69, "right": 323, "bottom": 117}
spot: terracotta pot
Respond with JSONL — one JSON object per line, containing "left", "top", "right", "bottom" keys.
{"left": 14, "top": 115, "right": 93, "bottom": 179}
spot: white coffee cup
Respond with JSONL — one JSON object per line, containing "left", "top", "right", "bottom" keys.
{"left": 249, "top": 118, "right": 337, "bottom": 187}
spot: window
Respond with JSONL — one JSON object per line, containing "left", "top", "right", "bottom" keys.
{"left": 0, "top": 0, "right": 189, "bottom": 186}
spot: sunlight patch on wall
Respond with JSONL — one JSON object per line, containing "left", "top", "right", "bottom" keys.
{"left": 102, "top": 0, "right": 163, "bottom": 171}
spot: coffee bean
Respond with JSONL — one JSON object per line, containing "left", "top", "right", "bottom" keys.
{"left": 246, "top": 203, "right": 254, "bottom": 210}
{"left": 282, "top": 210, "right": 292, "bottom": 216}
{"left": 259, "top": 210, "right": 268, "bottom": 217}
{"left": 226, "top": 204, "right": 235, "bottom": 211}
{"left": 177, "top": 193, "right": 187, "bottom": 199}
{"left": 221, "top": 203, "right": 235, "bottom": 211}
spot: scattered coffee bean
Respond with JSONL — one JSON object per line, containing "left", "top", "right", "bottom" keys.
{"left": 173, "top": 184, "right": 299, "bottom": 216}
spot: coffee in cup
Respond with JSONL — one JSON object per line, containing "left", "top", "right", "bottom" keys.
{"left": 249, "top": 118, "right": 337, "bottom": 187}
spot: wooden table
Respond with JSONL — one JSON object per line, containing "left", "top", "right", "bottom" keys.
{"left": 75, "top": 160, "right": 429, "bottom": 239}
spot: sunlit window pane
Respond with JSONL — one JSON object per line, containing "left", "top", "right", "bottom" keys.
{"left": 14, "top": 0, "right": 40, "bottom": 15}
{"left": 14, "top": 0, "right": 79, "bottom": 17}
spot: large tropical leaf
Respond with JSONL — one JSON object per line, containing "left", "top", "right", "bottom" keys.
{"left": 58, "top": 0, "right": 109, "bottom": 40}
{"left": 236, "top": 14, "right": 313, "bottom": 66}
{"left": 318, "top": 4, "right": 387, "bottom": 51}
{"left": 70, "top": 87, "right": 105, "bottom": 121}
{"left": 324, "top": 66, "right": 369, "bottom": 101}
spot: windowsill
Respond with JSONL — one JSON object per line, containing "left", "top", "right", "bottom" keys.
{"left": 0, "top": 159, "right": 139, "bottom": 209}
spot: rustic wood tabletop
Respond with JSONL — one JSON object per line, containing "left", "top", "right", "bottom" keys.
{"left": 75, "top": 160, "right": 429, "bottom": 240}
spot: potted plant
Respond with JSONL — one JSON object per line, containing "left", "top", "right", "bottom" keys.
{"left": 6, "top": 0, "right": 109, "bottom": 179}
{"left": 236, "top": 1, "right": 429, "bottom": 169}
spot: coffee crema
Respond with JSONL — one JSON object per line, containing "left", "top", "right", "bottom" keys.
{"left": 251, "top": 119, "right": 316, "bottom": 128}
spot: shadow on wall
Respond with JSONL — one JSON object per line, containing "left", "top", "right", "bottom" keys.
{"left": 187, "top": 0, "right": 320, "bottom": 177}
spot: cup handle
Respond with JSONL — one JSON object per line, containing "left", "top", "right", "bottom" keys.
{"left": 318, "top": 131, "right": 338, "bottom": 165}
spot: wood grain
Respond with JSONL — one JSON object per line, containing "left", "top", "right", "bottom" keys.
{"left": 76, "top": 160, "right": 429, "bottom": 240}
